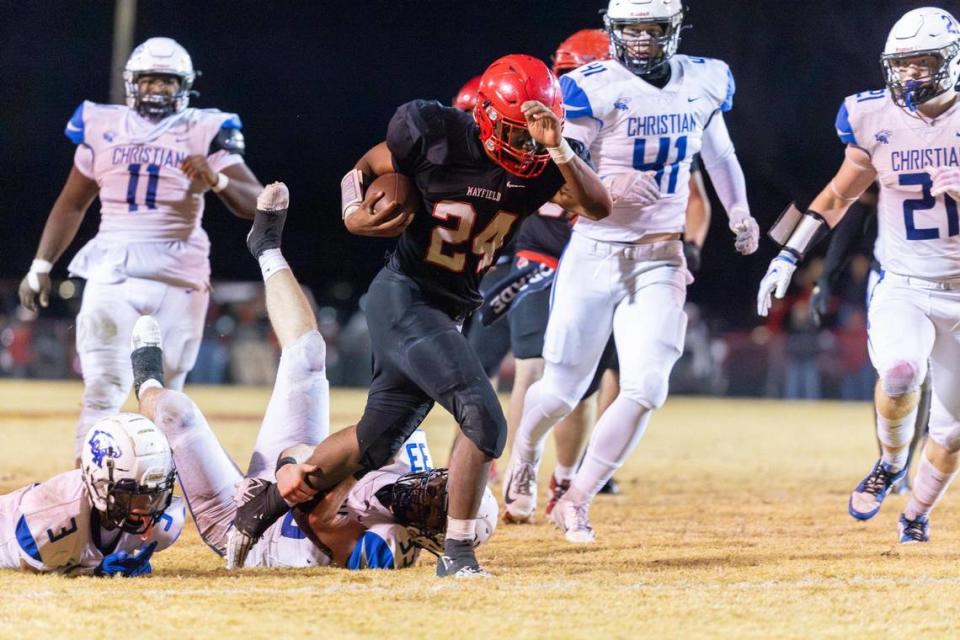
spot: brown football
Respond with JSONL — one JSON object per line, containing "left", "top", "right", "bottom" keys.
{"left": 369, "top": 172, "right": 419, "bottom": 217}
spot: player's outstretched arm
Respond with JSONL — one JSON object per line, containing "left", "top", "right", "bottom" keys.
{"left": 522, "top": 100, "right": 610, "bottom": 221}
{"left": 756, "top": 146, "right": 876, "bottom": 316}
{"left": 18, "top": 167, "right": 99, "bottom": 311}
{"left": 340, "top": 142, "right": 413, "bottom": 237}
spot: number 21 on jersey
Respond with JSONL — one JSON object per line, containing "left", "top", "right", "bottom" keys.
{"left": 425, "top": 201, "right": 518, "bottom": 273}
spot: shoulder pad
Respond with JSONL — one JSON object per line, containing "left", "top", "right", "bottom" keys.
{"left": 149, "top": 496, "right": 186, "bottom": 551}
{"left": 836, "top": 89, "right": 888, "bottom": 147}
{"left": 210, "top": 125, "right": 245, "bottom": 155}
{"left": 15, "top": 471, "right": 89, "bottom": 571}
{"left": 64, "top": 101, "right": 90, "bottom": 145}
{"left": 387, "top": 100, "right": 473, "bottom": 171}
{"left": 682, "top": 56, "right": 735, "bottom": 112}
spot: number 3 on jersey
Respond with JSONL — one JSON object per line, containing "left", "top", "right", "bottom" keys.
{"left": 425, "top": 201, "right": 518, "bottom": 272}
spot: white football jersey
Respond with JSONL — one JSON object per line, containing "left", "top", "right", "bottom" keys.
{"left": 64, "top": 102, "right": 245, "bottom": 288}
{"left": 243, "top": 510, "right": 331, "bottom": 569}
{"left": 0, "top": 469, "right": 184, "bottom": 574}
{"left": 560, "top": 55, "right": 735, "bottom": 242}
{"left": 837, "top": 89, "right": 960, "bottom": 280}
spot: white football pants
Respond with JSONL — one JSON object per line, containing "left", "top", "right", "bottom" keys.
{"left": 868, "top": 272, "right": 960, "bottom": 451}
{"left": 73, "top": 277, "right": 208, "bottom": 460}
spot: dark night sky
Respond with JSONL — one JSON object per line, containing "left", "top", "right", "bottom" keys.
{"left": 0, "top": 1, "right": 940, "bottom": 326}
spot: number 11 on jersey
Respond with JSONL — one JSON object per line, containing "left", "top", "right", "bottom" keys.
{"left": 126, "top": 163, "right": 161, "bottom": 212}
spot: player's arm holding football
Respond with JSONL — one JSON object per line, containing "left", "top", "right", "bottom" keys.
{"left": 18, "top": 166, "right": 99, "bottom": 310}
{"left": 756, "top": 145, "right": 877, "bottom": 315}
{"left": 340, "top": 142, "right": 415, "bottom": 237}
{"left": 524, "top": 100, "right": 611, "bottom": 220}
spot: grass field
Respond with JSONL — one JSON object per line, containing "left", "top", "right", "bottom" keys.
{"left": 2, "top": 380, "right": 960, "bottom": 639}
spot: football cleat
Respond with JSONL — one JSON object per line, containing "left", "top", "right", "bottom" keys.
{"left": 436, "top": 540, "right": 491, "bottom": 578}
{"left": 501, "top": 456, "right": 538, "bottom": 523}
{"left": 544, "top": 474, "right": 570, "bottom": 516}
{"left": 898, "top": 513, "right": 930, "bottom": 544}
{"left": 246, "top": 182, "right": 289, "bottom": 259}
{"left": 548, "top": 497, "right": 596, "bottom": 544}
{"left": 848, "top": 459, "right": 907, "bottom": 521}
{"left": 225, "top": 477, "right": 289, "bottom": 570}
{"left": 131, "top": 315, "right": 164, "bottom": 398}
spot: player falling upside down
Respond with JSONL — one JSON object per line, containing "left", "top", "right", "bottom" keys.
{"left": 758, "top": 7, "right": 960, "bottom": 543}
{"left": 503, "top": 0, "right": 759, "bottom": 542}
{"left": 18, "top": 37, "right": 262, "bottom": 464}
{"left": 0, "top": 413, "right": 183, "bottom": 576}
{"left": 130, "top": 183, "right": 496, "bottom": 570}
{"left": 226, "top": 54, "right": 611, "bottom": 577}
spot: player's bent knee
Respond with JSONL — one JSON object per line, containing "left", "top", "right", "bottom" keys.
{"left": 880, "top": 359, "right": 923, "bottom": 397}
{"left": 285, "top": 330, "right": 327, "bottom": 376}
{"left": 152, "top": 391, "right": 200, "bottom": 435}
{"left": 82, "top": 377, "right": 128, "bottom": 413}
{"left": 451, "top": 385, "right": 507, "bottom": 458}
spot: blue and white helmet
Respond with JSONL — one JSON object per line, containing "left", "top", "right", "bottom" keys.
{"left": 123, "top": 37, "right": 196, "bottom": 119}
{"left": 603, "top": 0, "right": 685, "bottom": 76}
{"left": 81, "top": 413, "right": 175, "bottom": 534}
{"left": 881, "top": 7, "right": 960, "bottom": 109}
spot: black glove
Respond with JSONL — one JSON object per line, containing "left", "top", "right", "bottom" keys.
{"left": 683, "top": 241, "right": 702, "bottom": 273}
{"left": 809, "top": 278, "right": 830, "bottom": 327}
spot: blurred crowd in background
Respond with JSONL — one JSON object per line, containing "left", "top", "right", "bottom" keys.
{"left": 0, "top": 243, "right": 875, "bottom": 400}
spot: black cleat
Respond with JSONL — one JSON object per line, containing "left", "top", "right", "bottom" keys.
{"left": 131, "top": 316, "right": 164, "bottom": 399}
{"left": 246, "top": 182, "right": 289, "bottom": 259}
{"left": 436, "top": 538, "right": 490, "bottom": 578}
{"left": 225, "top": 477, "right": 290, "bottom": 569}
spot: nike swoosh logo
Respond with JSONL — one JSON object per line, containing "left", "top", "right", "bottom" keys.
{"left": 687, "top": 97, "right": 701, "bottom": 103}
{"left": 503, "top": 482, "right": 517, "bottom": 504}
{"left": 506, "top": 181, "right": 526, "bottom": 189}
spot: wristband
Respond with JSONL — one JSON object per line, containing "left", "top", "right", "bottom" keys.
{"left": 276, "top": 456, "right": 297, "bottom": 473}
{"left": 212, "top": 172, "right": 230, "bottom": 193}
{"left": 27, "top": 259, "right": 53, "bottom": 293}
{"left": 547, "top": 139, "right": 575, "bottom": 165}
{"left": 341, "top": 168, "right": 364, "bottom": 219}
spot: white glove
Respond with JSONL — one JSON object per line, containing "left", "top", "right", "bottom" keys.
{"left": 602, "top": 171, "right": 660, "bottom": 208}
{"left": 930, "top": 167, "right": 960, "bottom": 201}
{"left": 730, "top": 215, "right": 759, "bottom": 255}
{"left": 756, "top": 250, "right": 797, "bottom": 316}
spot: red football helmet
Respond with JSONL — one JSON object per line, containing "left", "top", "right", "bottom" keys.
{"left": 553, "top": 29, "right": 611, "bottom": 75}
{"left": 453, "top": 76, "right": 481, "bottom": 112}
{"left": 474, "top": 54, "right": 563, "bottom": 178}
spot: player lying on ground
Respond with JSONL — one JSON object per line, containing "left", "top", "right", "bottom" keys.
{"left": 18, "top": 37, "right": 262, "bottom": 464}
{"left": 757, "top": 7, "right": 960, "bottom": 543}
{"left": 227, "top": 54, "right": 611, "bottom": 577}
{"left": 0, "top": 414, "right": 182, "bottom": 576}
{"left": 131, "top": 183, "right": 495, "bottom": 569}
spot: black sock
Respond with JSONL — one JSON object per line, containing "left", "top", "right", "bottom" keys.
{"left": 131, "top": 346, "right": 164, "bottom": 399}
{"left": 247, "top": 207, "right": 288, "bottom": 259}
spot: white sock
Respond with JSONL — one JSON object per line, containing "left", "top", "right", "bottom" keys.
{"left": 878, "top": 407, "right": 917, "bottom": 472}
{"left": 905, "top": 453, "right": 955, "bottom": 520}
{"left": 446, "top": 516, "right": 476, "bottom": 542}
{"left": 554, "top": 463, "right": 575, "bottom": 483}
{"left": 258, "top": 248, "right": 290, "bottom": 282}
{"left": 514, "top": 381, "right": 574, "bottom": 465}
{"left": 569, "top": 397, "right": 651, "bottom": 503}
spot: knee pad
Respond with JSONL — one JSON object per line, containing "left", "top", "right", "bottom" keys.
{"left": 358, "top": 403, "right": 432, "bottom": 472}
{"left": 449, "top": 382, "right": 507, "bottom": 459}
{"left": 81, "top": 376, "right": 129, "bottom": 413}
{"left": 880, "top": 359, "right": 924, "bottom": 397}
{"left": 283, "top": 330, "right": 327, "bottom": 376}
{"left": 620, "top": 355, "right": 679, "bottom": 410}
{"left": 152, "top": 391, "right": 200, "bottom": 437}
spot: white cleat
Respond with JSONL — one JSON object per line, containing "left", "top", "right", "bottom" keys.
{"left": 548, "top": 497, "right": 596, "bottom": 544}
{"left": 257, "top": 181, "right": 290, "bottom": 211}
{"left": 131, "top": 315, "right": 162, "bottom": 351}
{"left": 502, "top": 456, "right": 538, "bottom": 523}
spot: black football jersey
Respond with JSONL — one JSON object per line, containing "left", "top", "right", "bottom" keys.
{"left": 385, "top": 99, "right": 587, "bottom": 313}
{"left": 513, "top": 205, "right": 575, "bottom": 259}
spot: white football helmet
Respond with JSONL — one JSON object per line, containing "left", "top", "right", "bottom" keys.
{"left": 881, "top": 7, "right": 960, "bottom": 109}
{"left": 472, "top": 487, "right": 499, "bottom": 547}
{"left": 80, "top": 413, "right": 176, "bottom": 534}
{"left": 123, "top": 37, "right": 196, "bottom": 119}
{"left": 603, "top": 0, "right": 685, "bottom": 75}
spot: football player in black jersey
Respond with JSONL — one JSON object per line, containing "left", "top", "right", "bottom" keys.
{"left": 226, "top": 54, "right": 610, "bottom": 577}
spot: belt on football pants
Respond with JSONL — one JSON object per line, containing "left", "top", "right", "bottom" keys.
{"left": 882, "top": 270, "right": 960, "bottom": 291}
